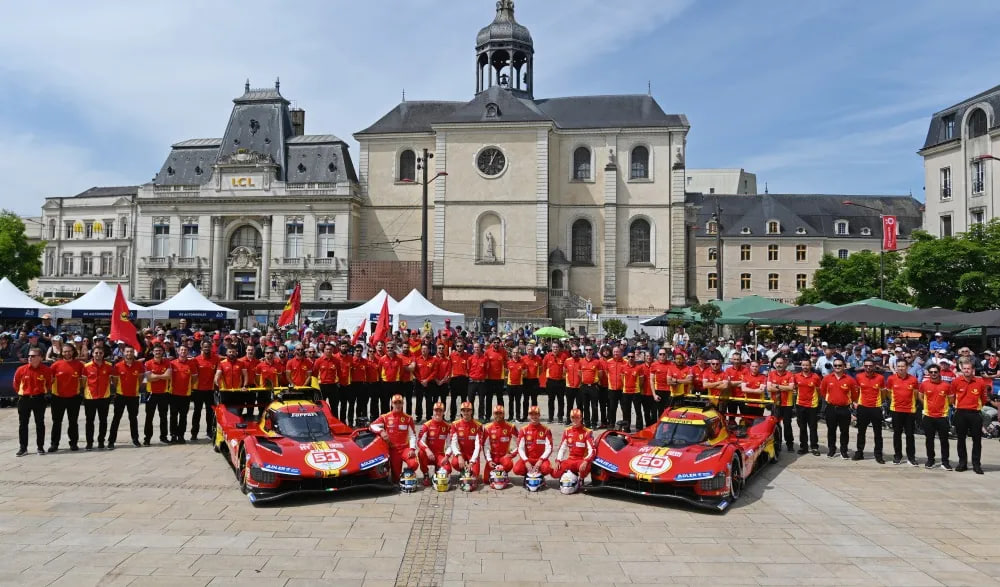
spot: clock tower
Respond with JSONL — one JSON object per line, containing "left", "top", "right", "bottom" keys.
{"left": 475, "top": 0, "right": 534, "bottom": 99}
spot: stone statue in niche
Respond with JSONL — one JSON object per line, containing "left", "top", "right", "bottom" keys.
{"left": 673, "top": 146, "right": 685, "bottom": 169}
{"left": 485, "top": 231, "right": 497, "bottom": 262}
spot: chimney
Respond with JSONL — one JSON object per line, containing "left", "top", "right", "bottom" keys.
{"left": 290, "top": 108, "right": 305, "bottom": 136}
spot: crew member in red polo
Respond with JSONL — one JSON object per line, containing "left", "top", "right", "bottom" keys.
{"left": 521, "top": 343, "right": 540, "bottom": 419}
{"left": 604, "top": 346, "right": 627, "bottom": 427}
{"left": 886, "top": 358, "right": 919, "bottom": 466}
{"left": 370, "top": 394, "right": 418, "bottom": 482}
{"left": 579, "top": 346, "right": 604, "bottom": 428}
{"left": 766, "top": 356, "right": 797, "bottom": 453}
{"left": 377, "top": 345, "right": 402, "bottom": 421}
{"left": 484, "top": 338, "right": 507, "bottom": 422}
{"left": 819, "top": 358, "right": 857, "bottom": 459}
{"left": 347, "top": 345, "right": 369, "bottom": 424}
{"left": 447, "top": 338, "right": 470, "bottom": 420}
{"left": 740, "top": 360, "right": 767, "bottom": 418}
{"left": 950, "top": 359, "right": 988, "bottom": 474}
{"left": 313, "top": 343, "right": 341, "bottom": 414}
{"left": 284, "top": 347, "right": 313, "bottom": 388}
{"left": 701, "top": 358, "right": 729, "bottom": 409}
{"left": 621, "top": 352, "right": 645, "bottom": 430}
{"left": 110, "top": 346, "right": 144, "bottom": 448}
{"left": 412, "top": 343, "right": 439, "bottom": 422}
{"left": 83, "top": 346, "right": 114, "bottom": 450}
{"left": 505, "top": 348, "right": 526, "bottom": 422}
{"left": 563, "top": 346, "right": 582, "bottom": 422}
{"left": 667, "top": 351, "right": 692, "bottom": 409}
{"left": 725, "top": 354, "right": 749, "bottom": 414}
{"left": 168, "top": 344, "right": 195, "bottom": 444}
{"left": 919, "top": 363, "right": 952, "bottom": 470}
{"left": 144, "top": 344, "right": 172, "bottom": 445}
{"left": 467, "top": 342, "right": 489, "bottom": 421}
{"left": 191, "top": 341, "right": 219, "bottom": 441}
{"left": 541, "top": 341, "right": 568, "bottom": 424}
{"left": 648, "top": 347, "right": 672, "bottom": 414}
{"left": 794, "top": 359, "right": 822, "bottom": 455}
{"left": 48, "top": 344, "right": 84, "bottom": 452}
{"left": 13, "top": 348, "right": 52, "bottom": 456}
{"left": 853, "top": 358, "right": 886, "bottom": 463}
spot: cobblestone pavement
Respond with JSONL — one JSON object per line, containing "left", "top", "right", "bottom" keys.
{"left": 1, "top": 405, "right": 999, "bottom": 586}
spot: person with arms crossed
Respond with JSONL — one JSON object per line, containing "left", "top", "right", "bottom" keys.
{"left": 919, "top": 364, "right": 952, "bottom": 470}
{"left": 143, "top": 344, "right": 172, "bottom": 445}
{"left": 950, "top": 359, "right": 988, "bottom": 474}
{"left": 820, "top": 359, "right": 858, "bottom": 459}
{"left": 794, "top": 359, "right": 822, "bottom": 455}
{"left": 48, "top": 344, "right": 84, "bottom": 452}
{"left": 853, "top": 358, "right": 886, "bottom": 463}
{"left": 82, "top": 345, "right": 114, "bottom": 450}
{"left": 885, "top": 358, "right": 920, "bottom": 466}
{"left": 13, "top": 349, "right": 52, "bottom": 456}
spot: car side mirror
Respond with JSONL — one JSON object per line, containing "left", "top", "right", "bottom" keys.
{"left": 235, "top": 422, "right": 248, "bottom": 429}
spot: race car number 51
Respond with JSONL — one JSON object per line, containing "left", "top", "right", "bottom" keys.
{"left": 305, "top": 449, "right": 348, "bottom": 471}
{"left": 629, "top": 454, "right": 672, "bottom": 476}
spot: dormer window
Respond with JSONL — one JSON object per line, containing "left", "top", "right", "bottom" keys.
{"left": 485, "top": 102, "right": 500, "bottom": 118}
{"left": 835, "top": 220, "right": 849, "bottom": 236}
{"left": 166, "top": 166, "right": 174, "bottom": 176}
{"left": 795, "top": 227, "right": 806, "bottom": 235}
{"left": 740, "top": 226, "right": 752, "bottom": 235}
{"left": 706, "top": 221, "right": 718, "bottom": 235}
{"left": 194, "top": 166, "right": 202, "bottom": 175}
{"left": 860, "top": 227, "right": 872, "bottom": 236}
{"left": 766, "top": 220, "right": 780, "bottom": 234}
{"left": 297, "top": 163, "right": 306, "bottom": 173}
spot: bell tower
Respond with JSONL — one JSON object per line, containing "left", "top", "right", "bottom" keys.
{"left": 475, "top": 0, "right": 534, "bottom": 98}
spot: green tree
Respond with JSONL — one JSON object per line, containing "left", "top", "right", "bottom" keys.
{"left": 816, "top": 323, "right": 860, "bottom": 346}
{"left": 0, "top": 211, "right": 44, "bottom": 289}
{"left": 685, "top": 302, "right": 721, "bottom": 344}
{"left": 903, "top": 223, "right": 1000, "bottom": 311}
{"left": 602, "top": 318, "right": 627, "bottom": 339}
{"left": 799, "top": 250, "right": 908, "bottom": 306}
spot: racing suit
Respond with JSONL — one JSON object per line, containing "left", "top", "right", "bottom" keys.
{"left": 449, "top": 418, "right": 483, "bottom": 477}
{"left": 482, "top": 419, "right": 517, "bottom": 482}
{"left": 513, "top": 422, "right": 553, "bottom": 477}
{"left": 370, "top": 411, "right": 418, "bottom": 482}
{"left": 554, "top": 424, "right": 595, "bottom": 478}
{"left": 417, "top": 419, "right": 452, "bottom": 476}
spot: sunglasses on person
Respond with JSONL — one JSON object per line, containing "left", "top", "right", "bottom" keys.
{"left": 833, "top": 363, "right": 845, "bottom": 368}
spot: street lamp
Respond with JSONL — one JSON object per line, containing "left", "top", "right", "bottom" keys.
{"left": 417, "top": 148, "right": 448, "bottom": 297}
{"left": 711, "top": 199, "right": 723, "bottom": 300}
{"left": 842, "top": 200, "right": 885, "bottom": 299}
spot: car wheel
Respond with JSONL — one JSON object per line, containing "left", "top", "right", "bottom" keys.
{"left": 727, "top": 455, "right": 744, "bottom": 502}
{"left": 238, "top": 447, "right": 249, "bottom": 494}
{"left": 772, "top": 427, "right": 782, "bottom": 463}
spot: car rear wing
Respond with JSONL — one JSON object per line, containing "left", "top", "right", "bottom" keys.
{"left": 216, "top": 385, "right": 322, "bottom": 406}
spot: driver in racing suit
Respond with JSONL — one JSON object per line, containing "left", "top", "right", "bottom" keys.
{"left": 370, "top": 394, "right": 418, "bottom": 483}
{"left": 482, "top": 404, "right": 517, "bottom": 483}
{"left": 417, "top": 402, "right": 452, "bottom": 486}
{"left": 554, "top": 408, "right": 595, "bottom": 479}
{"left": 513, "top": 405, "right": 553, "bottom": 478}
{"left": 449, "top": 401, "right": 483, "bottom": 477}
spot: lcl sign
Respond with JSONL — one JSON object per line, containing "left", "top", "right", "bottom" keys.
{"left": 230, "top": 177, "right": 257, "bottom": 188}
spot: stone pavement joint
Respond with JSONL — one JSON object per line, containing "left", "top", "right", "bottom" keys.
{"left": 394, "top": 486, "right": 454, "bottom": 586}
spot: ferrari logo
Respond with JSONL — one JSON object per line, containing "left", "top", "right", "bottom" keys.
{"left": 119, "top": 311, "right": 131, "bottom": 323}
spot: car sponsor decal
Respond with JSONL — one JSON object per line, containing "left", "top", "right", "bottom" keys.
{"left": 660, "top": 417, "right": 704, "bottom": 425}
{"left": 593, "top": 457, "right": 619, "bottom": 473}
{"left": 629, "top": 447, "right": 673, "bottom": 480}
{"left": 304, "top": 448, "right": 349, "bottom": 472}
{"left": 261, "top": 464, "right": 302, "bottom": 476}
{"left": 667, "top": 450, "right": 683, "bottom": 457}
{"left": 673, "top": 471, "right": 714, "bottom": 481}
{"left": 359, "top": 455, "right": 388, "bottom": 470}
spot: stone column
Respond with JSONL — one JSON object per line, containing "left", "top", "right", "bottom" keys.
{"left": 212, "top": 216, "right": 225, "bottom": 299}
{"left": 261, "top": 217, "right": 272, "bottom": 300}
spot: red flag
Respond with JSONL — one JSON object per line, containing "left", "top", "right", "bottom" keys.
{"left": 371, "top": 295, "right": 391, "bottom": 344}
{"left": 277, "top": 283, "right": 301, "bottom": 328}
{"left": 350, "top": 316, "right": 368, "bottom": 345}
{"left": 110, "top": 284, "right": 140, "bottom": 350}
{"left": 882, "top": 215, "right": 897, "bottom": 251}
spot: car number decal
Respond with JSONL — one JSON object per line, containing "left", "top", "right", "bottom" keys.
{"left": 629, "top": 453, "right": 672, "bottom": 477}
{"left": 305, "top": 449, "right": 349, "bottom": 472}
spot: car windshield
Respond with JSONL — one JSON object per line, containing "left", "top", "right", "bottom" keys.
{"left": 649, "top": 421, "right": 708, "bottom": 447}
{"left": 272, "top": 411, "right": 333, "bottom": 442}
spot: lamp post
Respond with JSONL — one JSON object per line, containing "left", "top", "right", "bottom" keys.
{"left": 842, "top": 200, "right": 884, "bottom": 299}
{"left": 418, "top": 149, "right": 448, "bottom": 298}
{"left": 711, "top": 199, "right": 723, "bottom": 300}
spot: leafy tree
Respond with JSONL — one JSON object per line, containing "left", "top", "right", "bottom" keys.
{"left": 0, "top": 211, "right": 44, "bottom": 289}
{"left": 602, "top": 318, "right": 627, "bottom": 339}
{"left": 685, "top": 302, "right": 721, "bottom": 344}
{"left": 798, "top": 250, "right": 908, "bottom": 306}
{"left": 817, "top": 323, "right": 860, "bottom": 347}
{"left": 904, "top": 223, "right": 1000, "bottom": 311}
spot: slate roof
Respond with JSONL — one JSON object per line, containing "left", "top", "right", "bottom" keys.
{"left": 921, "top": 83, "right": 1000, "bottom": 151}
{"left": 686, "top": 193, "right": 924, "bottom": 239}
{"left": 69, "top": 186, "right": 139, "bottom": 199}
{"left": 477, "top": 0, "right": 532, "bottom": 47}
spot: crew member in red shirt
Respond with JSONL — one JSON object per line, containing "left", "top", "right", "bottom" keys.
{"left": 604, "top": 346, "right": 627, "bottom": 428}
{"left": 412, "top": 343, "right": 439, "bottom": 422}
{"left": 484, "top": 338, "right": 507, "bottom": 421}
{"left": 433, "top": 347, "right": 450, "bottom": 419}
{"left": 521, "top": 343, "right": 541, "bottom": 418}
{"left": 541, "top": 341, "right": 568, "bottom": 424}
{"left": 886, "top": 359, "right": 919, "bottom": 466}
{"left": 950, "top": 360, "right": 988, "bottom": 474}
{"left": 853, "top": 358, "right": 886, "bottom": 463}
{"left": 667, "top": 351, "right": 693, "bottom": 409}
{"left": 648, "top": 348, "right": 672, "bottom": 414}
{"left": 579, "top": 346, "right": 605, "bottom": 429}
{"left": 48, "top": 344, "right": 84, "bottom": 452}
{"left": 691, "top": 355, "right": 707, "bottom": 396}
{"left": 621, "top": 352, "right": 645, "bottom": 430}
{"left": 110, "top": 346, "right": 144, "bottom": 448}
{"left": 766, "top": 357, "right": 797, "bottom": 453}
{"left": 563, "top": 346, "right": 582, "bottom": 423}
{"left": 447, "top": 338, "right": 470, "bottom": 421}
{"left": 741, "top": 360, "right": 767, "bottom": 418}
{"left": 82, "top": 345, "right": 114, "bottom": 450}
{"left": 370, "top": 394, "right": 418, "bottom": 482}
{"left": 483, "top": 405, "right": 517, "bottom": 483}
{"left": 819, "top": 359, "right": 858, "bottom": 459}
{"left": 313, "top": 343, "right": 341, "bottom": 415}
{"left": 513, "top": 405, "right": 553, "bottom": 478}
{"left": 144, "top": 344, "right": 172, "bottom": 445}
{"left": 284, "top": 347, "right": 314, "bottom": 388}
{"left": 168, "top": 345, "right": 195, "bottom": 444}
{"left": 348, "top": 345, "right": 369, "bottom": 424}
{"left": 701, "top": 358, "right": 729, "bottom": 410}
{"left": 554, "top": 409, "right": 595, "bottom": 479}
{"left": 398, "top": 346, "right": 416, "bottom": 416}
{"left": 12, "top": 348, "right": 52, "bottom": 456}
{"left": 417, "top": 402, "right": 452, "bottom": 485}
{"left": 377, "top": 345, "right": 402, "bottom": 421}
{"left": 191, "top": 341, "right": 219, "bottom": 441}
{"left": 449, "top": 401, "right": 483, "bottom": 477}
{"left": 794, "top": 359, "right": 822, "bottom": 455}
{"left": 639, "top": 352, "right": 657, "bottom": 426}
{"left": 919, "top": 364, "right": 952, "bottom": 470}
{"left": 505, "top": 348, "right": 526, "bottom": 422}
{"left": 725, "top": 354, "right": 749, "bottom": 414}
{"left": 215, "top": 346, "right": 247, "bottom": 414}
{"left": 468, "top": 342, "right": 489, "bottom": 421}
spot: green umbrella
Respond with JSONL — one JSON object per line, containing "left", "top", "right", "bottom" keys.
{"left": 533, "top": 326, "right": 569, "bottom": 339}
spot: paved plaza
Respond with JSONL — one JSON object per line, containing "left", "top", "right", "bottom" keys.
{"left": 1, "top": 406, "right": 999, "bottom": 587}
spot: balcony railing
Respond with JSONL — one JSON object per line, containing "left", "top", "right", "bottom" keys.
{"left": 144, "top": 256, "right": 170, "bottom": 268}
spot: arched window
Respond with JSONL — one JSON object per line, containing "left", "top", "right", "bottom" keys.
{"left": 398, "top": 149, "right": 416, "bottom": 182}
{"left": 968, "top": 108, "right": 988, "bottom": 138}
{"left": 151, "top": 278, "right": 167, "bottom": 301}
{"left": 317, "top": 281, "right": 334, "bottom": 301}
{"left": 229, "top": 225, "right": 262, "bottom": 256}
{"left": 834, "top": 220, "right": 849, "bottom": 236}
{"left": 571, "top": 219, "right": 592, "bottom": 264}
{"left": 573, "top": 147, "right": 591, "bottom": 180}
{"left": 630, "top": 146, "right": 649, "bottom": 179}
{"left": 629, "top": 218, "right": 651, "bottom": 263}
{"left": 551, "top": 270, "right": 563, "bottom": 290}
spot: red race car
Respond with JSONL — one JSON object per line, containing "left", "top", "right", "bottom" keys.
{"left": 589, "top": 404, "right": 781, "bottom": 512}
{"left": 213, "top": 389, "right": 394, "bottom": 505}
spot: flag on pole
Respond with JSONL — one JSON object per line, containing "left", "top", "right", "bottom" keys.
{"left": 371, "top": 295, "right": 391, "bottom": 344}
{"left": 882, "top": 216, "right": 897, "bottom": 251}
{"left": 110, "top": 284, "right": 140, "bottom": 350}
{"left": 277, "top": 283, "right": 301, "bottom": 328}
{"left": 351, "top": 316, "right": 368, "bottom": 345}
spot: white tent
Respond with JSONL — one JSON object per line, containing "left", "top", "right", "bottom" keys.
{"left": 51, "top": 281, "right": 151, "bottom": 320}
{"left": 144, "top": 283, "right": 238, "bottom": 320}
{"left": 0, "top": 277, "right": 50, "bottom": 318}
{"left": 335, "top": 289, "right": 399, "bottom": 333}
{"left": 396, "top": 289, "right": 465, "bottom": 333}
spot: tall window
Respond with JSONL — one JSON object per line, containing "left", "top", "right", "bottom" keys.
{"left": 838, "top": 249, "right": 849, "bottom": 259}
{"left": 630, "top": 146, "right": 649, "bottom": 179}
{"left": 943, "top": 114, "right": 955, "bottom": 140}
{"left": 84, "top": 222, "right": 94, "bottom": 239}
{"left": 706, "top": 221, "right": 718, "bottom": 235}
{"left": 229, "top": 225, "right": 262, "bottom": 255}
{"left": 181, "top": 224, "right": 198, "bottom": 257}
{"left": 972, "top": 209, "right": 985, "bottom": 226}
{"left": 796, "top": 274, "right": 808, "bottom": 291}
{"left": 940, "top": 167, "right": 952, "bottom": 199}
{"left": 740, "top": 273, "right": 751, "bottom": 291}
{"left": 795, "top": 244, "right": 807, "bottom": 261}
{"left": 940, "top": 215, "right": 953, "bottom": 237}
{"left": 767, "top": 220, "right": 780, "bottom": 234}
{"left": 80, "top": 253, "right": 93, "bottom": 275}
{"left": 61, "top": 253, "right": 74, "bottom": 275}
{"left": 100, "top": 252, "right": 113, "bottom": 276}
{"left": 835, "top": 220, "right": 848, "bottom": 236}
{"left": 968, "top": 108, "right": 987, "bottom": 138}
{"left": 767, "top": 244, "right": 779, "bottom": 261}
{"left": 571, "top": 219, "right": 592, "bottom": 264}
{"left": 152, "top": 222, "right": 169, "bottom": 257}
{"left": 104, "top": 219, "right": 114, "bottom": 239}
{"left": 120, "top": 217, "right": 128, "bottom": 239}
{"left": 768, "top": 273, "right": 779, "bottom": 291}
{"left": 573, "top": 147, "right": 591, "bottom": 180}
{"left": 48, "top": 219, "right": 55, "bottom": 239}
{"left": 398, "top": 150, "right": 416, "bottom": 182}
{"left": 285, "top": 221, "right": 304, "bottom": 258}
{"left": 629, "top": 219, "right": 650, "bottom": 263}
{"left": 317, "top": 282, "right": 334, "bottom": 301}
{"left": 708, "top": 247, "right": 718, "bottom": 262}
{"left": 972, "top": 160, "right": 985, "bottom": 194}
{"left": 118, "top": 253, "right": 128, "bottom": 277}
{"left": 707, "top": 272, "right": 718, "bottom": 290}
{"left": 740, "top": 244, "right": 751, "bottom": 261}
{"left": 151, "top": 278, "right": 167, "bottom": 301}
{"left": 64, "top": 222, "right": 73, "bottom": 239}
{"left": 317, "top": 222, "right": 335, "bottom": 258}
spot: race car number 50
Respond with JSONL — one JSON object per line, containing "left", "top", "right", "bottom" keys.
{"left": 629, "top": 454, "right": 672, "bottom": 476}
{"left": 305, "top": 449, "right": 348, "bottom": 472}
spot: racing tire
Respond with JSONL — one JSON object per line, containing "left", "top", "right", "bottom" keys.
{"left": 238, "top": 447, "right": 249, "bottom": 494}
{"left": 772, "top": 427, "right": 782, "bottom": 463}
{"left": 727, "top": 455, "right": 744, "bottom": 503}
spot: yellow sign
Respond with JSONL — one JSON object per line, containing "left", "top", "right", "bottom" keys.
{"left": 230, "top": 177, "right": 257, "bottom": 188}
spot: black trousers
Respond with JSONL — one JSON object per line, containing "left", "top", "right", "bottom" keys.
{"left": 423, "top": 382, "right": 445, "bottom": 420}
{"left": 144, "top": 393, "right": 170, "bottom": 442}
{"left": 523, "top": 379, "right": 539, "bottom": 417}
{"left": 642, "top": 395, "right": 657, "bottom": 429}
{"left": 891, "top": 411, "right": 917, "bottom": 461}
{"left": 564, "top": 386, "right": 579, "bottom": 416}
{"left": 620, "top": 393, "right": 642, "bottom": 430}
{"left": 546, "top": 379, "right": 565, "bottom": 422}
{"left": 320, "top": 383, "right": 340, "bottom": 418}
{"left": 18, "top": 395, "right": 46, "bottom": 451}
{"left": 169, "top": 395, "right": 189, "bottom": 440}
{"left": 469, "top": 381, "right": 487, "bottom": 419}
{"left": 449, "top": 376, "right": 469, "bottom": 420}
{"left": 777, "top": 405, "right": 795, "bottom": 448}
{"left": 350, "top": 383, "right": 368, "bottom": 427}
{"left": 581, "top": 384, "right": 600, "bottom": 427}
{"left": 954, "top": 408, "right": 982, "bottom": 468}
{"left": 84, "top": 397, "right": 111, "bottom": 445}
{"left": 607, "top": 389, "right": 622, "bottom": 427}
{"left": 190, "top": 390, "right": 215, "bottom": 438}
{"left": 923, "top": 415, "right": 950, "bottom": 462}
{"left": 506, "top": 385, "right": 523, "bottom": 420}
{"left": 855, "top": 405, "right": 884, "bottom": 456}
{"left": 402, "top": 381, "right": 415, "bottom": 416}
{"left": 797, "top": 405, "right": 819, "bottom": 449}
{"left": 50, "top": 395, "right": 82, "bottom": 449}
{"left": 110, "top": 395, "right": 140, "bottom": 443}
{"left": 484, "top": 380, "right": 503, "bottom": 418}
{"left": 598, "top": 386, "right": 610, "bottom": 425}
{"left": 375, "top": 382, "right": 396, "bottom": 421}
{"left": 825, "top": 404, "right": 851, "bottom": 454}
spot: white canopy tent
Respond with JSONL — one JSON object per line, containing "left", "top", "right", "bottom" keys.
{"left": 396, "top": 289, "right": 465, "bottom": 333}
{"left": 144, "top": 283, "right": 238, "bottom": 320}
{"left": 335, "top": 289, "right": 400, "bottom": 333}
{"left": 51, "top": 281, "right": 151, "bottom": 320}
{"left": 0, "top": 278, "right": 50, "bottom": 318}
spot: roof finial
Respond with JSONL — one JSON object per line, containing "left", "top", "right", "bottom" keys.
{"left": 402, "top": 88, "right": 406, "bottom": 102}
{"left": 245, "top": 78, "right": 250, "bottom": 93}
{"left": 648, "top": 80, "right": 651, "bottom": 96}
{"left": 275, "top": 77, "right": 280, "bottom": 91}
{"left": 497, "top": 0, "right": 514, "bottom": 14}
{"left": 764, "top": 182, "right": 769, "bottom": 194}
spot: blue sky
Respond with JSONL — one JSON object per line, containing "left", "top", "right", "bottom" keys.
{"left": 1, "top": 0, "right": 998, "bottom": 215}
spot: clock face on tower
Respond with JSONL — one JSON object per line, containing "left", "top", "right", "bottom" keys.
{"left": 476, "top": 147, "right": 506, "bottom": 177}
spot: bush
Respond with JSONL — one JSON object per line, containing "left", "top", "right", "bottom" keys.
{"left": 602, "top": 318, "right": 627, "bottom": 339}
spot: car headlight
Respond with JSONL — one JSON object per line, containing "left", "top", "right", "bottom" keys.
{"left": 249, "top": 464, "right": 277, "bottom": 484}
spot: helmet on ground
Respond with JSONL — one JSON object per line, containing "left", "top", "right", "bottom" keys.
{"left": 399, "top": 467, "right": 417, "bottom": 493}
{"left": 489, "top": 465, "right": 509, "bottom": 490}
{"left": 460, "top": 401, "right": 473, "bottom": 411}
{"left": 525, "top": 471, "right": 544, "bottom": 492}
{"left": 459, "top": 469, "right": 478, "bottom": 492}
{"left": 433, "top": 468, "right": 451, "bottom": 492}
{"left": 559, "top": 471, "right": 580, "bottom": 495}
